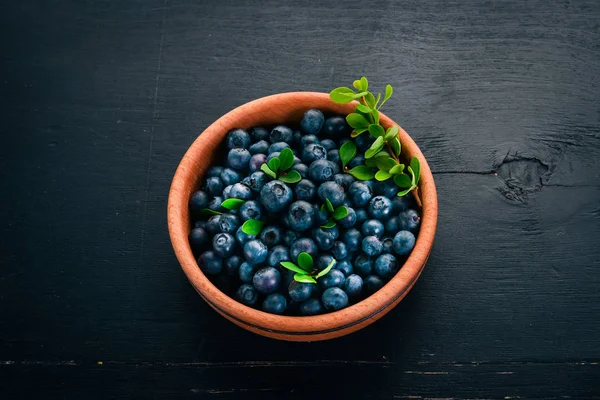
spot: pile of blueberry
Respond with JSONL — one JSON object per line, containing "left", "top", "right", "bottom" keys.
{"left": 188, "top": 109, "right": 421, "bottom": 316}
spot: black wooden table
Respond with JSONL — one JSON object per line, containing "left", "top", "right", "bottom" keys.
{"left": 2, "top": 1, "right": 599, "bottom": 398}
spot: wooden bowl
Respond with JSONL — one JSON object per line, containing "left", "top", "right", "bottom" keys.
{"left": 167, "top": 92, "right": 438, "bottom": 341}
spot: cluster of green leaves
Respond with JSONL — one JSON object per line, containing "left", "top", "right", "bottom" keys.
{"left": 280, "top": 252, "right": 336, "bottom": 284}
{"left": 320, "top": 198, "right": 348, "bottom": 229}
{"left": 329, "top": 77, "right": 421, "bottom": 197}
{"left": 198, "top": 198, "right": 264, "bottom": 235}
{"left": 260, "top": 148, "right": 301, "bottom": 183}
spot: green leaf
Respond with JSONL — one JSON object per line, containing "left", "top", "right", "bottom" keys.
{"left": 365, "top": 157, "right": 378, "bottom": 167}
{"left": 339, "top": 141, "right": 357, "bottom": 169}
{"left": 370, "top": 136, "right": 384, "bottom": 149}
{"left": 333, "top": 206, "right": 348, "bottom": 220}
{"left": 329, "top": 87, "right": 355, "bottom": 104}
{"left": 410, "top": 157, "right": 421, "bottom": 184}
{"left": 267, "top": 157, "right": 280, "bottom": 173}
{"left": 294, "top": 273, "right": 317, "bottom": 284}
{"left": 368, "top": 124, "right": 385, "bottom": 138}
{"left": 408, "top": 166, "right": 416, "bottom": 186}
{"left": 278, "top": 148, "right": 294, "bottom": 171}
{"left": 365, "top": 145, "right": 383, "bottom": 159}
{"left": 347, "top": 165, "right": 375, "bottom": 180}
{"left": 378, "top": 84, "right": 393, "bottom": 109}
{"left": 241, "top": 219, "right": 264, "bottom": 236}
{"left": 396, "top": 187, "right": 412, "bottom": 197}
{"left": 393, "top": 173, "right": 412, "bottom": 188}
{"left": 321, "top": 221, "right": 337, "bottom": 229}
{"left": 279, "top": 170, "right": 301, "bottom": 183}
{"left": 375, "top": 157, "right": 396, "bottom": 172}
{"left": 260, "top": 163, "right": 276, "bottom": 179}
{"left": 364, "top": 92, "right": 376, "bottom": 109}
{"left": 198, "top": 208, "right": 223, "bottom": 218}
{"left": 389, "top": 137, "right": 401, "bottom": 157}
{"left": 389, "top": 164, "right": 405, "bottom": 175}
{"left": 372, "top": 109, "right": 380, "bottom": 125}
{"left": 324, "top": 198, "right": 334, "bottom": 213}
{"left": 355, "top": 104, "right": 371, "bottom": 114}
{"left": 280, "top": 262, "right": 308, "bottom": 275}
{"left": 346, "top": 113, "right": 370, "bottom": 129}
{"left": 315, "top": 259, "right": 337, "bottom": 279}
{"left": 320, "top": 204, "right": 326, "bottom": 213}
{"left": 384, "top": 126, "right": 399, "bottom": 142}
{"left": 353, "top": 80, "right": 362, "bottom": 90}
{"left": 221, "top": 198, "right": 245, "bottom": 210}
{"left": 375, "top": 170, "right": 392, "bottom": 181}
{"left": 297, "top": 252, "right": 314, "bottom": 272}
{"left": 374, "top": 93, "right": 381, "bottom": 108}
{"left": 360, "top": 76, "right": 368, "bottom": 91}
{"left": 350, "top": 127, "right": 368, "bottom": 138}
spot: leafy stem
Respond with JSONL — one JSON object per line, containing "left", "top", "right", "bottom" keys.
{"left": 319, "top": 198, "right": 348, "bottom": 229}
{"left": 280, "top": 252, "right": 336, "bottom": 284}
{"left": 197, "top": 198, "right": 265, "bottom": 235}
{"left": 260, "top": 147, "right": 301, "bottom": 183}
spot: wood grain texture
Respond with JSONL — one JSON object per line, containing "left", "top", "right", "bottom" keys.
{"left": 1, "top": 0, "right": 599, "bottom": 398}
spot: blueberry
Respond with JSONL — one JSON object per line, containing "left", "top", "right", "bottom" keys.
{"left": 270, "top": 125, "right": 293, "bottom": 143}
{"left": 253, "top": 267, "right": 281, "bottom": 294}
{"left": 317, "top": 181, "right": 346, "bottom": 208}
{"left": 376, "top": 180, "right": 399, "bottom": 198}
{"left": 348, "top": 182, "right": 372, "bottom": 207}
{"left": 354, "top": 208, "right": 368, "bottom": 224}
{"left": 362, "top": 235, "right": 383, "bottom": 256}
{"left": 207, "top": 166, "right": 224, "bottom": 178}
{"left": 249, "top": 154, "right": 267, "bottom": 172}
{"left": 382, "top": 236, "right": 394, "bottom": 254}
{"left": 354, "top": 254, "right": 373, "bottom": 276}
{"left": 363, "top": 179, "right": 376, "bottom": 192}
{"left": 316, "top": 138, "right": 333, "bottom": 150}
{"left": 314, "top": 205, "right": 329, "bottom": 226}
{"left": 347, "top": 153, "right": 365, "bottom": 169}
{"left": 189, "top": 191, "right": 209, "bottom": 218}
{"left": 194, "top": 220, "right": 207, "bottom": 230}
{"left": 308, "top": 160, "right": 338, "bottom": 183}
{"left": 362, "top": 219, "right": 385, "bottom": 238}
{"left": 222, "top": 185, "right": 233, "bottom": 199}
{"left": 400, "top": 209, "right": 421, "bottom": 232}
{"left": 327, "top": 149, "right": 340, "bottom": 164}
{"left": 354, "top": 134, "right": 372, "bottom": 152}
{"left": 322, "top": 287, "right": 348, "bottom": 311}
{"left": 235, "top": 226, "right": 255, "bottom": 246}
{"left": 243, "top": 240, "right": 268, "bottom": 264}
{"left": 205, "top": 177, "right": 224, "bottom": 197}
{"left": 385, "top": 216, "right": 401, "bottom": 234}
{"left": 219, "top": 214, "right": 240, "bottom": 233}
{"left": 189, "top": 227, "right": 209, "bottom": 251}
{"left": 249, "top": 140, "right": 269, "bottom": 155}
{"left": 290, "top": 238, "right": 318, "bottom": 262}
{"left": 300, "top": 134, "right": 320, "bottom": 147}
{"left": 220, "top": 168, "right": 241, "bottom": 186}
{"left": 322, "top": 116, "right": 350, "bottom": 139}
{"left": 301, "top": 109, "right": 325, "bottom": 134}
{"left": 227, "top": 148, "right": 251, "bottom": 170}
{"left": 289, "top": 280, "right": 313, "bottom": 302}
{"left": 227, "top": 183, "right": 251, "bottom": 200}
{"left": 245, "top": 171, "right": 267, "bottom": 193}
{"left": 337, "top": 207, "right": 357, "bottom": 228}
{"left": 239, "top": 262, "right": 257, "bottom": 283}
{"left": 392, "top": 196, "right": 410, "bottom": 213}
{"left": 393, "top": 230, "right": 416, "bottom": 256}
{"left": 295, "top": 179, "right": 316, "bottom": 201}
{"left": 342, "top": 228, "right": 362, "bottom": 252}
{"left": 250, "top": 127, "right": 270, "bottom": 142}
{"left": 260, "top": 180, "right": 293, "bottom": 212}
{"left": 262, "top": 293, "right": 287, "bottom": 314}
{"left": 206, "top": 215, "right": 222, "bottom": 234}
{"left": 344, "top": 274, "right": 363, "bottom": 298}
{"left": 267, "top": 245, "right": 290, "bottom": 268}
{"left": 334, "top": 174, "right": 355, "bottom": 191}
{"left": 293, "top": 155, "right": 302, "bottom": 165}
{"left": 269, "top": 141, "right": 290, "bottom": 154}
{"left": 198, "top": 251, "right": 223, "bottom": 275}
{"left": 302, "top": 144, "right": 327, "bottom": 164}
{"left": 335, "top": 259, "right": 353, "bottom": 276}
{"left": 239, "top": 200, "right": 262, "bottom": 221}
{"left": 368, "top": 196, "right": 393, "bottom": 219}
{"left": 319, "top": 269, "right": 345, "bottom": 289}
{"left": 226, "top": 129, "right": 251, "bottom": 149}
{"left": 225, "top": 255, "right": 243, "bottom": 277}
{"left": 291, "top": 162, "right": 308, "bottom": 178}
{"left": 364, "top": 275, "right": 384, "bottom": 294}
{"left": 293, "top": 130, "right": 303, "bottom": 146}
{"left": 236, "top": 284, "right": 258, "bottom": 306}
{"left": 288, "top": 200, "right": 315, "bottom": 232}
{"left": 283, "top": 230, "right": 299, "bottom": 247}
{"left": 316, "top": 254, "right": 335, "bottom": 272}
{"left": 375, "top": 253, "right": 399, "bottom": 280}
{"left": 313, "top": 226, "right": 339, "bottom": 250}
{"left": 300, "top": 298, "right": 324, "bottom": 315}
{"left": 259, "top": 225, "right": 282, "bottom": 248}
{"left": 213, "top": 233, "right": 235, "bottom": 257}
{"left": 332, "top": 241, "right": 348, "bottom": 260}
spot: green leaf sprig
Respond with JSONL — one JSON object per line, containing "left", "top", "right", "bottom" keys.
{"left": 260, "top": 148, "right": 301, "bottom": 183}
{"left": 198, "top": 198, "right": 264, "bottom": 235}
{"left": 319, "top": 198, "right": 348, "bottom": 229}
{"left": 280, "top": 252, "right": 336, "bottom": 284}
{"left": 329, "top": 77, "right": 421, "bottom": 201}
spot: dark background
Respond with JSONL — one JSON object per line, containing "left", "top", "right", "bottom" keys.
{"left": 1, "top": 0, "right": 599, "bottom": 398}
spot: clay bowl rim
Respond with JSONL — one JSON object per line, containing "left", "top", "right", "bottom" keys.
{"left": 167, "top": 91, "right": 438, "bottom": 335}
